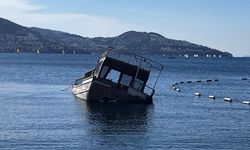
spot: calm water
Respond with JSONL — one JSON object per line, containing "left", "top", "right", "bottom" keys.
{"left": 0, "top": 53, "right": 250, "bottom": 149}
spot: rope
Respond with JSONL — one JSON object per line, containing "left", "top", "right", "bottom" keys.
{"left": 61, "top": 85, "right": 72, "bottom": 91}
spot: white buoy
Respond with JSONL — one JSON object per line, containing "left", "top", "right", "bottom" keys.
{"left": 208, "top": 95, "right": 216, "bottom": 99}
{"left": 176, "top": 89, "right": 180, "bottom": 92}
{"left": 243, "top": 101, "right": 250, "bottom": 105}
{"left": 170, "top": 84, "right": 175, "bottom": 88}
{"left": 224, "top": 98, "right": 232, "bottom": 102}
{"left": 195, "top": 93, "right": 201, "bottom": 96}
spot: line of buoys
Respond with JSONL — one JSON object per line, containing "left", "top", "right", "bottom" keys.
{"left": 224, "top": 98, "right": 232, "bottom": 102}
{"left": 170, "top": 78, "right": 249, "bottom": 106}
{"left": 170, "top": 82, "right": 249, "bottom": 107}
{"left": 195, "top": 92, "right": 201, "bottom": 96}
{"left": 175, "top": 79, "right": 220, "bottom": 85}
{"left": 193, "top": 92, "right": 249, "bottom": 105}
{"left": 208, "top": 95, "right": 216, "bottom": 99}
{"left": 170, "top": 78, "right": 220, "bottom": 94}
{"left": 243, "top": 101, "right": 250, "bottom": 105}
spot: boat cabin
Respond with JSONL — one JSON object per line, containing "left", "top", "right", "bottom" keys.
{"left": 72, "top": 49, "right": 163, "bottom": 103}
{"left": 94, "top": 57, "right": 149, "bottom": 93}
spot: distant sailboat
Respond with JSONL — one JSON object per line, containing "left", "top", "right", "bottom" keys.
{"left": 36, "top": 49, "right": 40, "bottom": 55}
{"left": 16, "top": 48, "right": 20, "bottom": 55}
{"left": 194, "top": 54, "right": 199, "bottom": 58}
{"left": 62, "top": 50, "right": 65, "bottom": 56}
{"left": 73, "top": 50, "right": 76, "bottom": 55}
{"left": 206, "top": 54, "right": 212, "bottom": 58}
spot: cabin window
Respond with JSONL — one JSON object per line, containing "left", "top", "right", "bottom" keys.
{"left": 106, "top": 69, "right": 120, "bottom": 83}
{"left": 99, "top": 66, "right": 109, "bottom": 78}
{"left": 120, "top": 74, "right": 132, "bottom": 87}
{"left": 132, "top": 78, "right": 144, "bottom": 91}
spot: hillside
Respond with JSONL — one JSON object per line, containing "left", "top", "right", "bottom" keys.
{"left": 0, "top": 17, "right": 233, "bottom": 57}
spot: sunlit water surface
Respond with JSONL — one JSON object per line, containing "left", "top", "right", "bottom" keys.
{"left": 0, "top": 53, "right": 250, "bottom": 149}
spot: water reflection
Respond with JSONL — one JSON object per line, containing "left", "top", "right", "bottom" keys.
{"left": 75, "top": 100, "right": 154, "bottom": 149}
{"left": 76, "top": 100, "right": 154, "bottom": 128}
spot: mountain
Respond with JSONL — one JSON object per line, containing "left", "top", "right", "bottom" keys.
{"left": 0, "top": 17, "right": 233, "bottom": 57}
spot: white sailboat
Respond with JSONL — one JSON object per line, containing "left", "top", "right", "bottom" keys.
{"left": 62, "top": 50, "right": 65, "bottom": 56}
{"left": 16, "top": 48, "right": 20, "bottom": 55}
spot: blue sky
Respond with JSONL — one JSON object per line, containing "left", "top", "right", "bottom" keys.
{"left": 0, "top": 0, "right": 250, "bottom": 56}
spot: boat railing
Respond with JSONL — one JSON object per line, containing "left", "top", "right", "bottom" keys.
{"left": 73, "top": 77, "right": 93, "bottom": 88}
{"left": 101, "top": 48, "right": 164, "bottom": 96}
{"left": 144, "top": 85, "right": 155, "bottom": 97}
{"left": 101, "top": 48, "right": 163, "bottom": 72}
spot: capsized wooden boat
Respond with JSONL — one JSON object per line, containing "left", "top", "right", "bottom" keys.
{"left": 72, "top": 48, "right": 164, "bottom": 103}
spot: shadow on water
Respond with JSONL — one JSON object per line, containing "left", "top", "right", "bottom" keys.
{"left": 75, "top": 98, "right": 154, "bottom": 127}
{"left": 74, "top": 99, "right": 155, "bottom": 149}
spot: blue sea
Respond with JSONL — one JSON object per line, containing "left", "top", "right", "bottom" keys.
{"left": 0, "top": 53, "right": 249, "bottom": 150}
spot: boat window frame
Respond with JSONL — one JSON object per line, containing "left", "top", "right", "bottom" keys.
{"left": 99, "top": 65, "right": 109, "bottom": 79}
{"left": 132, "top": 78, "right": 144, "bottom": 91}
{"left": 119, "top": 73, "right": 133, "bottom": 87}
{"left": 106, "top": 69, "right": 121, "bottom": 84}
{"left": 94, "top": 59, "right": 104, "bottom": 76}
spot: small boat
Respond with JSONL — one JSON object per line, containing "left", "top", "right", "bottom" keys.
{"left": 72, "top": 48, "right": 164, "bottom": 103}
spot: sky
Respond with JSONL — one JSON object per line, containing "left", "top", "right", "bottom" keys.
{"left": 0, "top": 0, "right": 249, "bottom": 56}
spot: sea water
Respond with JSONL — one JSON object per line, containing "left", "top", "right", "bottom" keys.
{"left": 0, "top": 53, "right": 249, "bottom": 149}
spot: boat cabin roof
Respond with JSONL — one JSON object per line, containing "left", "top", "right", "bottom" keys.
{"left": 101, "top": 57, "right": 149, "bottom": 81}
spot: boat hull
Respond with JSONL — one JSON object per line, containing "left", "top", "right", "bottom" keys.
{"left": 72, "top": 78, "right": 152, "bottom": 104}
